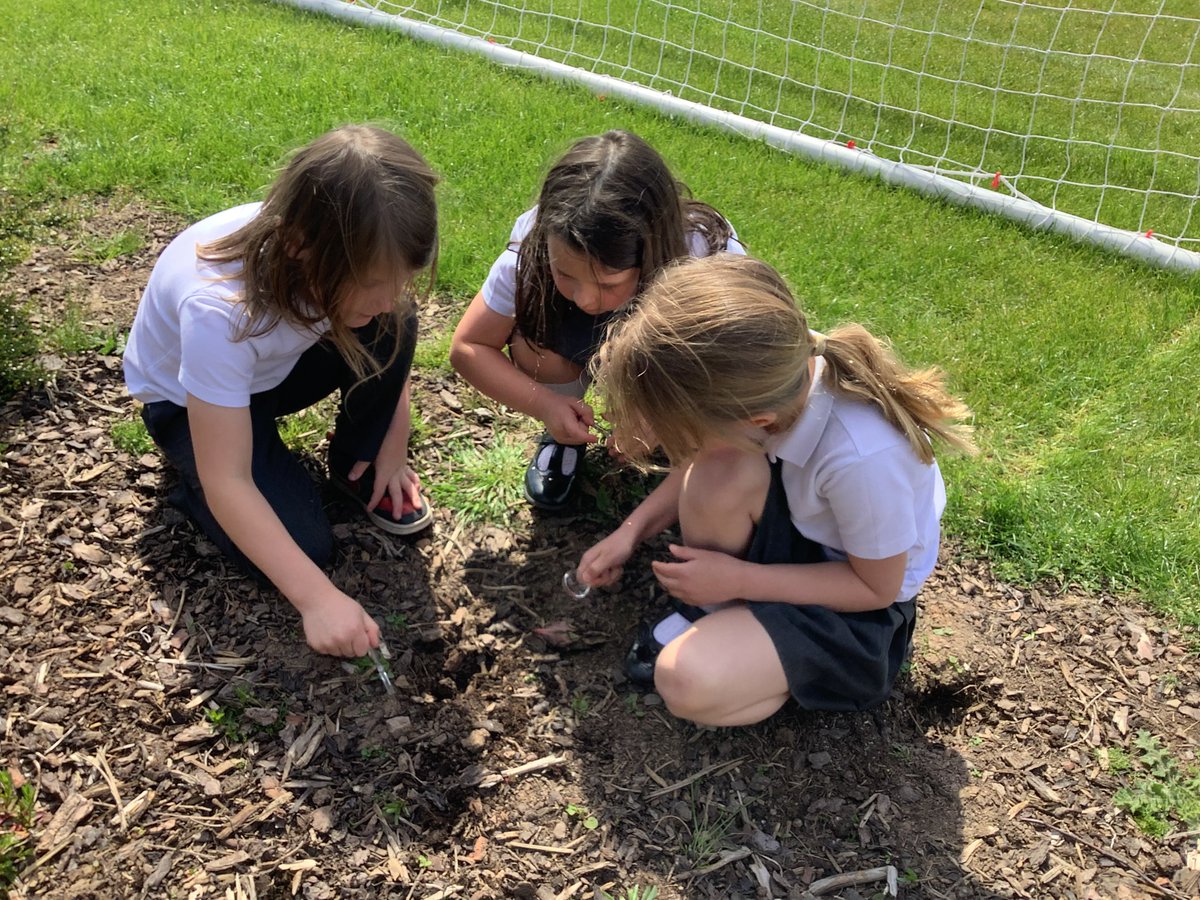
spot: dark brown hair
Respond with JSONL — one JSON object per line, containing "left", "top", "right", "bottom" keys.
{"left": 198, "top": 125, "right": 439, "bottom": 378}
{"left": 513, "top": 130, "right": 732, "bottom": 349}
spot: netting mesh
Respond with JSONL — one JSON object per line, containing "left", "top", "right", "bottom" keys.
{"left": 341, "top": 0, "right": 1200, "bottom": 250}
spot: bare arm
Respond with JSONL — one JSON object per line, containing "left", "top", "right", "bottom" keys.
{"left": 576, "top": 468, "right": 685, "bottom": 587}
{"left": 450, "top": 292, "right": 593, "bottom": 443}
{"left": 450, "top": 292, "right": 547, "bottom": 418}
{"left": 188, "top": 394, "right": 380, "bottom": 656}
{"left": 653, "top": 548, "right": 907, "bottom": 613}
{"left": 352, "top": 377, "right": 422, "bottom": 513}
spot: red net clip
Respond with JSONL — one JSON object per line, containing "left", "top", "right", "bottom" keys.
{"left": 990, "top": 171, "right": 1002, "bottom": 190}
{"left": 846, "top": 140, "right": 856, "bottom": 149}
{"left": 1145, "top": 229, "right": 1155, "bottom": 239}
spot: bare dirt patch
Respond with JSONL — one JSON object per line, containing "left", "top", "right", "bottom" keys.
{"left": 2, "top": 199, "right": 1198, "bottom": 899}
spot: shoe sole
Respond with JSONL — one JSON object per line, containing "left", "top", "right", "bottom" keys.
{"left": 329, "top": 473, "right": 433, "bottom": 536}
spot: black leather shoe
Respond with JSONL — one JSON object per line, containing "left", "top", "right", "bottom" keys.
{"left": 624, "top": 621, "right": 662, "bottom": 689}
{"left": 523, "top": 435, "right": 584, "bottom": 510}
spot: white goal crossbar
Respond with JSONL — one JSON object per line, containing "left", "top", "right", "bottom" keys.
{"left": 274, "top": 0, "right": 1200, "bottom": 274}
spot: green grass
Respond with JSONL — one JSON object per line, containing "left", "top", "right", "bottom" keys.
{"left": 383, "top": 0, "right": 1200, "bottom": 243}
{"left": 0, "top": 296, "right": 40, "bottom": 400}
{"left": 427, "top": 435, "right": 528, "bottom": 523}
{"left": 110, "top": 417, "right": 156, "bottom": 456}
{"left": 78, "top": 228, "right": 144, "bottom": 263}
{"left": 0, "top": 0, "right": 1198, "bottom": 618}
{"left": 44, "top": 304, "right": 124, "bottom": 356}
{"left": 278, "top": 406, "right": 333, "bottom": 455}
{"left": 412, "top": 328, "right": 453, "bottom": 374}
{"left": 0, "top": 769, "right": 37, "bottom": 890}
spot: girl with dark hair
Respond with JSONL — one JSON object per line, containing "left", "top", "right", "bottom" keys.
{"left": 449, "top": 130, "right": 743, "bottom": 509}
{"left": 124, "top": 125, "right": 439, "bottom": 657}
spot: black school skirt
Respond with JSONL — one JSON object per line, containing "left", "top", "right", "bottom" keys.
{"left": 747, "top": 460, "right": 917, "bottom": 712}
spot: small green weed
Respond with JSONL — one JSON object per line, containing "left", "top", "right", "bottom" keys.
{"left": 110, "top": 417, "right": 155, "bottom": 455}
{"left": 0, "top": 770, "right": 36, "bottom": 890}
{"left": 204, "top": 685, "right": 288, "bottom": 744}
{"left": 384, "top": 612, "right": 408, "bottom": 630}
{"left": 411, "top": 330, "right": 452, "bottom": 374}
{"left": 427, "top": 435, "right": 526, "bottom": 524}
{"left": 569, "top": 692, "right": 590, "bottom": 718}
{"left": 79, "top": 228, "right": 143, "bottom": 263}
{"left": 624, "top": 693, "right": 645, "bottom": 719}
{"left": 1100, "top": 746, "right": 1133, "bottom": 775}
{"left": 44, "top": 305, "right": 124, "bottom": 355}
{"left": 379, "top": 796, "right": 408, "bottom": 824}
{"left": 278, "top": 407, "right": 331, "bottom": 454}
{"left": 685, "top": 788, "right": 736, "bottom": 865}
{"left": 1113, "top": 730, "right": 1200, "bottom": 837}
{"left": 565, "top": 803, "right": 599, "bottom": 830}
{"left": 0, "top": 296, "right": 41, "bottom": 401}
{"left": 600, "top": 887, "right": 659, "bottom": 900}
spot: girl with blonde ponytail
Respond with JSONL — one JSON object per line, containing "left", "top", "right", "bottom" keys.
{"left": 574, "top": 253, "right": 975, "bottom": 726}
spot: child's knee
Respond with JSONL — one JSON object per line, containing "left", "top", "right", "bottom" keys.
{"left": 654, "top": 641, "right": 723, "bottom": 718}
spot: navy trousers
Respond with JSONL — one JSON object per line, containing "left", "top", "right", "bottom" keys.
{"left": 141, "top": 312, "right": 416, "bottom": 575}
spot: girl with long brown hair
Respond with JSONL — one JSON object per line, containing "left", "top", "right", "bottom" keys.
{"left": 124, "top": 125, "right": 438, "bottom": 658}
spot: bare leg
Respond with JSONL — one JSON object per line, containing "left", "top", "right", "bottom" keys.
{"left": 653, "top": 446, "right": 791, "bottom": 726}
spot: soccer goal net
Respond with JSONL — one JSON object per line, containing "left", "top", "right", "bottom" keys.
{"left": 281, "top": 0, "right": 1200, "bottom": 273}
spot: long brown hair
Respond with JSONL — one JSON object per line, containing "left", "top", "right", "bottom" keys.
{"left": 514, "top": 130, "right": 732, "bottom": 349}
{"left": 198, "top": 125, "right": 439, "bottom": 379}
{"left": 595, "top": 254, "right": 976, "bottom": 466}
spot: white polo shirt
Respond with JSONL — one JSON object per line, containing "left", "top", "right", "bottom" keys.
{"left": 480, "top": 207, "right": 746, "bottom": 318}
{"left": 764, "top": 357, "right": 946, "bottom": 603}
{"left": 123, "top": 203, "right": 329, "bottom": 408}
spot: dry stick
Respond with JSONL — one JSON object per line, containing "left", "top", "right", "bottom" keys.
{"left": 1021, "top": 816, "right": 1189, "bottom": 899}
{"left": 501, "top": 754, "right": 568, "bottom": 778}
{"left": 87, "top": 747, "right": 127, "bottom": 832}
{"left": 645, "top": 757, "right": 747, "bottom": 799}
{"left": 676, "top": 847, "right": 753, "bottom": 880}
{"left": 804, "top": 865, "right": 899, "bottom": 897}
{"left": 1165, "top": 828, "right": 1200, "bottom": 844}
{"left": 505, "top": 841, "right": 577, "bottom": 855}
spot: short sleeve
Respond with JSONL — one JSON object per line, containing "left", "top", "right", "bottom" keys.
{"left": 686, "top": 217, "right": 745, "bottom": 257}
{"left": 480, "top": 247, "right": 519, "bottom": 318}
{"left": 178, "top": 296, "right": 257, "bottom": 408}
{"left": 819, "top": 447, "right": 920, "bottom": 560}
{"left": 480, "top": 209, "right": 538, "bottom": 319}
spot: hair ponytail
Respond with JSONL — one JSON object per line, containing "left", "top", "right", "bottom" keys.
{"left": 820, "top": 325, "right": 976, "bottom": 463}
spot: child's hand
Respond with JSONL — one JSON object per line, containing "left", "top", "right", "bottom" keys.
{"left": 300, "top": 590, "right": 381, "bottom": 657}
{"left": 375, "top": 463, "right": 423, "bottom": 519}
{"left": 577, "top": 529, "right": 638, "bottom": 588}
{"left": 539, "top": 394, "right": 597, "bottom": 445}
{"left": 652, "top": 544, "right": 746, "bottom": 606}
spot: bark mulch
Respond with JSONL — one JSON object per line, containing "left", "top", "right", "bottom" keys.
{"left": 1, "top": 198, "right": 1198, "bottom": 899}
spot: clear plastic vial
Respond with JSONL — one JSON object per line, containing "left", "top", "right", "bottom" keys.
{"left": 562, "top": 569, "right": 591, "bottom": 599}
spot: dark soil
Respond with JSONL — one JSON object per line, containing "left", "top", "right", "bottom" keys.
{"left": 2, "top": 198, "right": 1199, "bottom": 899}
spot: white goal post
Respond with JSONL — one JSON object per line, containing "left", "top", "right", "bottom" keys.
{"left": 275, "top": 0, "right": 1200, "bottom": 274}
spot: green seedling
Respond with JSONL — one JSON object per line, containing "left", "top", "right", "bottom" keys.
{"left": 1113, "top": 730, "right": 1200, "bottom": 837}
{"left": 111, "top": 417, "right": 155, "bottom": 455}
{"left": 0, "top": 770, "right": 36, "bottom": 890}
{"left": 565, "top": 803, "right": 599, "bottom": 830}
